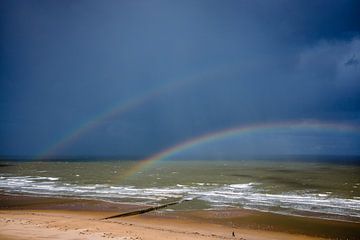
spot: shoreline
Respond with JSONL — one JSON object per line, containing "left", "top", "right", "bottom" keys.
{"left": 1, "top": 193, "right": 359, "bottom": 239}
{"left": 2, "top": 191, "right": 359, "bottom": 223}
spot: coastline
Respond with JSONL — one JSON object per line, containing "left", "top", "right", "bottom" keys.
{"left": 1, "top": 193, "right": 359, "bottom": 240}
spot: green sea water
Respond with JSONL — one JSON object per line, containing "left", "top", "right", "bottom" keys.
{"left": 1, "top": 159, "right": 359, "bottom": 222}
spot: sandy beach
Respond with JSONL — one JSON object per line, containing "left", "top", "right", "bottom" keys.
{"left": 1, "top": 194, "right": 359, "bottom": 240}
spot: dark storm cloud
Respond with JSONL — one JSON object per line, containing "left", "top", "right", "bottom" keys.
{"left": 0, "top": 0, "right": 359, "bottom": 157}
{"left": 345, "top": 55, "right": 359, "bottom": 67}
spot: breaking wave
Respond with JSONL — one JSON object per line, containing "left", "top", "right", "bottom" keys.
{"left": 0, "top": 175, "right": 359, "bottom": 221}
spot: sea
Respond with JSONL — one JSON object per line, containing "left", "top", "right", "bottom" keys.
{"left": 1, "top": 158, "right": 359, "bottom": 222}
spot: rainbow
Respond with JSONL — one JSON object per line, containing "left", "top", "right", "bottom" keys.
{"left": 37, "top": 70, "right": 219, "bottom": 159}
{"left": 119, "top": 121, "right": 360, "bottom": 181}
{"left": 36, "top": 62, "right": 261, "bottom": 159}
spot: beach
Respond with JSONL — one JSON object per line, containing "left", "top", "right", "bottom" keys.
{"left": 1, "top": 193, "right": 359, "bottom": 240}
{"left": 1, "top": 160, "right": 359, "bottom": 239}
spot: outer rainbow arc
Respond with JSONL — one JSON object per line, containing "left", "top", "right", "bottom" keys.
{"left": 37, "top": 69, "right": 220, "bottom": 160}
{"left": 118, "top": 121, "right": 360, "bottom": 182}
{"left": 36, "top": 62, "right": 264, "bottom": 160}
{"left": 38, "top": 88, "right": 163, "bottom": 160}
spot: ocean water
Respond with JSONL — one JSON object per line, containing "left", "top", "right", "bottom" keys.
{"left": 0, "top": 159, "right": 359, "bottom": 222}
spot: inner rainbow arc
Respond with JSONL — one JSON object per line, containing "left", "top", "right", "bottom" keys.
{"left": 118, "top": 121, "right": 360, "bottom": 182}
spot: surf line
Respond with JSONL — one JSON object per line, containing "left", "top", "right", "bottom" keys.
{"left": 37, "top": 68, "right": 226, "bottom": 160}
{"left": 119, "top": 121, "right": 360, "bottom": 181}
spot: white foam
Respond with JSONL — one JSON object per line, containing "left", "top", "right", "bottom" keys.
{"left": 1, "top": 174, "right": 359, "bottom": 220}
{"left": 48, "top": 177, "right": 59, "bottom": 181}
{"left": 229, "top": 183, "right": 256, "bottom": 189}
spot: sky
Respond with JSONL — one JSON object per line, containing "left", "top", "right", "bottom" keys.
{"left": 1, "top": 0, "right": 360, "bottom": 158}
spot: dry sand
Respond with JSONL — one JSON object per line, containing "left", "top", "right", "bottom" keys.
{"left": 0, "top": 209, "right": 325, "bottom": 240}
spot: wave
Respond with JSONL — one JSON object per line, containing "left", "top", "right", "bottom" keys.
{"left": 0, "top": 174, "right": 359, "bottom": 221}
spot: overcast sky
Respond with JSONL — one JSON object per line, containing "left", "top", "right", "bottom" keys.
{"left": 1, "top": 0, "right": 360, "bottom": 158}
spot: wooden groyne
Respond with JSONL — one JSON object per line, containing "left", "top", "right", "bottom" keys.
{"left": 102, "top": 199, "right": 191, "bottom": 220}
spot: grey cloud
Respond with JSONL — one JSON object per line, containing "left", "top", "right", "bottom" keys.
{"left": 345, "top": 55, "right": 359, "bottom": 66}
{"left": 297, "top": 38, "right": 360, "bottom": 88}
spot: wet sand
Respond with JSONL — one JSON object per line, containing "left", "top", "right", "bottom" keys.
{"left": 0, "top": 194, "right": 359, "bottom": 240}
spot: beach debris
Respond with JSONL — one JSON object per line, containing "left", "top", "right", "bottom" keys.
{"left": 232, "top": 231, "right": 235, "bottom": 237}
